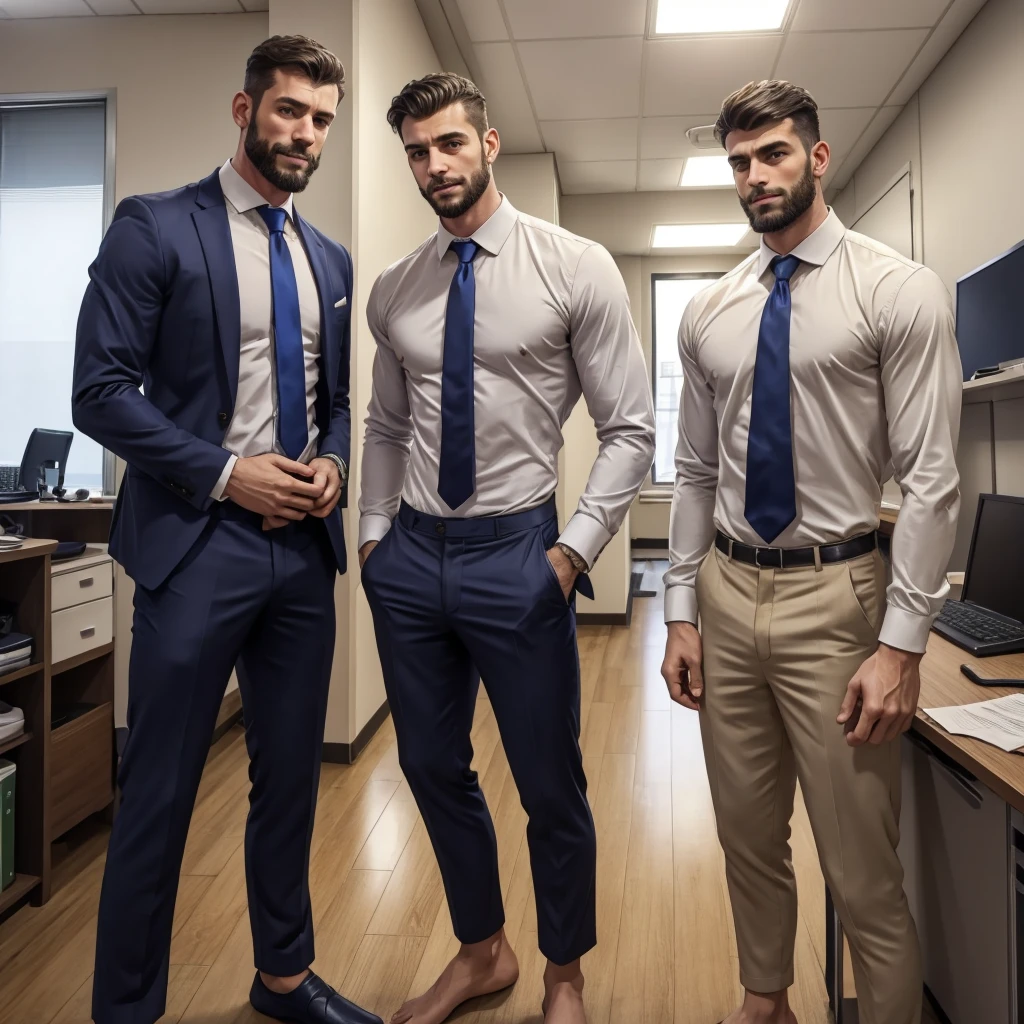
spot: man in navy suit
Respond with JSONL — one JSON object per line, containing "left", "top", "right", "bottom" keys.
{"left": 73, "top": 36, "right": 380, "bottom": 1024}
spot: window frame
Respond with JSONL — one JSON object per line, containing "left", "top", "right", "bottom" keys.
{"left": 0, "top": 88, "right": 117, "bottom": 495}
{"left": 649, "top": 271, "right": 723, "bottom": 487}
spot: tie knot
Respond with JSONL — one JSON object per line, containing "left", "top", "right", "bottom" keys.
{"left": 259, "top": 206, "right": 288, "bottom": 235}
{"left": 771, "top": 254, "right": 800, "bottom": 282}
{"left": 450, "top": 240, "right": 479, "bottom": 265}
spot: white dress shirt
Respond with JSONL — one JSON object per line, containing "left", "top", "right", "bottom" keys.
{"left": 210, "top": 159, "right": 322, "bottom": 499}
{"left": 359, "top": 196, "right": 655, "bottom": 568}
{"left": 665, "top": 209, "right": 962, "bottom": 653}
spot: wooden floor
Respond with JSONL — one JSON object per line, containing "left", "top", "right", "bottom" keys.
{"left": 0, "top": 575, "right": 933, "bottom": 1024}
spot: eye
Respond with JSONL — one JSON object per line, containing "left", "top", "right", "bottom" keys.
{"left": 446, "top": 141, "right": 462, "bottom": 150}
{"left": 279, "top": 105, "right": 294, "bottom": 117}
{"left": 315, "top": 118, "right": 329, "bottom": 129}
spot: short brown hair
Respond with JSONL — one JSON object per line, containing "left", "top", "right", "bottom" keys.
{"left": 386, "top": 72, "right": 488, "bottom": 140}
{"left": 244, "top": 35, "right": 346, "bottom": 111}
{"left": 714, "top": 80, "right": 820, "bottom": 153}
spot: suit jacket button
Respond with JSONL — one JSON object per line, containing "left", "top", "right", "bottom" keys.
{"left": 434, "top": 522, "right": 445, "bottom": 536}
{"left": 218, "top": 412, "right": 229, "bottom": 426}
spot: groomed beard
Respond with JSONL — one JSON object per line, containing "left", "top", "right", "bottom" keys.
{"left": 740, "top": 157, "right": 817, "bottom": 234}
{"left": 244, "top": 117, "right": 320, "bottom": 194}
{"left": 420, "top": 151, "right": 491, "bottom": 220}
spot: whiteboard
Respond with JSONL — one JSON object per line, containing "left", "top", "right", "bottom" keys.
{"left": 851, "top": 170, "right": 913, "bottom": 260}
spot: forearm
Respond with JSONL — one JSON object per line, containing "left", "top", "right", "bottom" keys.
{"left": 664, "top": 474, "right": 718, "bottom": 624}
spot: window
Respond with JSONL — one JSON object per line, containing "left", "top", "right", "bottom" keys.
{"left": 0, "top": 98, "right": 112, "bottom": 491}
{"left": 651, "top": 273, "right": 721, "bottom": 485}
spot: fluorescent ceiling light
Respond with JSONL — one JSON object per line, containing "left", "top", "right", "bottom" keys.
{"left": 655, "top": 0, "right": 790, "bottom": 34}
{"left": 680, "top": 156, "right": 734, "bottom": 187}
{"left": 652, "top": 223, "right": 749, "bottom": 248}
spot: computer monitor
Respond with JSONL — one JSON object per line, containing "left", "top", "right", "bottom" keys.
{"left": 962, "top": 493, "right": 1024, "bottom": 623}
{"left": 955, "top": 238, "right": 1024, "bottom": 381}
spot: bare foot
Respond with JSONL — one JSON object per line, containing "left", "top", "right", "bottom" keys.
{"left": 390, "top": 930, "right": 519, "bottom": 1024}
{"left": 542, "top": 961, "right": 586, "bottom": 1023}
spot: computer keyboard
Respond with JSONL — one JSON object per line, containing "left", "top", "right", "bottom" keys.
{"left": 0, "top": 466, "right": 19, "bottom": 491}
{"left": 936, "top": 601, "right": 1024, "bottom": 643}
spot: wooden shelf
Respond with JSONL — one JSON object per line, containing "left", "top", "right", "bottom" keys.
{"left": 53, "top": 642, "right": 114, "bottom": 678}
{"left": 0, "top": 663, "right": 42, "bottom": 688}
{"left": 0, "top": 731, "right": 32, "bottom": 759}
{"left": 0, "top": 874, "right": 41, "bottom": 916}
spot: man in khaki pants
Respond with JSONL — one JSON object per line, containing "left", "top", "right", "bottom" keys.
{"left": 661, "top": 80, "right": 962, "bottom": 1024}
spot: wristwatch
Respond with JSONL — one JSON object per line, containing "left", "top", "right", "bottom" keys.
{"left": 320, "top": 453, "right": 348, "bottom": 482}
{"left": 557, "top": 543, "right": 588, "bottom": 573}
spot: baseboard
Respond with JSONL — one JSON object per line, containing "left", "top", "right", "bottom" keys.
{"left": 631, "top": 537, "right": 668, "bottom": 549}
{"left": 322, "top": 700, "right": 391, "bottom": 765}
{"left": 578, "top": 581, "right": 634, "bottom": 628}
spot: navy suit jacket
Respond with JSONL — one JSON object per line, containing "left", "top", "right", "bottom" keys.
{"left": 73, "top": 168, "right": 352, "bottom": 590}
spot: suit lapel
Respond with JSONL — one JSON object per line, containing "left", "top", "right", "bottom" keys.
{"left": 192, "top": 171, "right": 241, "bottom": 409}
{"left": 294, "top": 211, "right": 336, "bottom": 400}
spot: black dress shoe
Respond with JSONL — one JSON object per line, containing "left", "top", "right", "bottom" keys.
{"left": 249, "top": 971, "right": 383, "bottom": 1024}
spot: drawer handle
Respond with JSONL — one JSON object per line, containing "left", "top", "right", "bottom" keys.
{"left": 80, "top": 626, "right": 96, "bottom": 639}
{"left": 79, "top": 577, "right": 95, "bottom": 588}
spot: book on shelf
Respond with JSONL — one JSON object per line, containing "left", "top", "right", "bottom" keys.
{"left": 0, "top": 759, "right": 15, "bottom": 891}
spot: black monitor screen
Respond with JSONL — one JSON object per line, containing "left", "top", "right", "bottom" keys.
{"left": 963, "top": 494, "right": 1024, "bottom": 622}
{"left": 956, "top": 239, "right": 1024, "bottom": 381}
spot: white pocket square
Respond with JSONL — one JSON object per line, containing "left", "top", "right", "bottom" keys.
{"left": 334, "top": 297, "right": 348, "bottom": 308}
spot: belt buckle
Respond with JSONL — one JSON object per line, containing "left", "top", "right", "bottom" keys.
{"left": 755, "top": 546, "right": 781, "bottom": 569}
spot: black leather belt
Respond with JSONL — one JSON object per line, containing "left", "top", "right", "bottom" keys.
{"left": 715, "top": 530, "right": 877, "bottom": 569}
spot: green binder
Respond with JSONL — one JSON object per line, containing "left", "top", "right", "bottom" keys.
{"left": 0, "top": 759, "right": 15, "bottom": 891}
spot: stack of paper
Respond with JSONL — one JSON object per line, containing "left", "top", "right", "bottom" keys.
{"left": 924, "top": 693, "right": 1024, "bottom": 752}
{"left": 0, "top": 535, "right": 23, "bottom": 551}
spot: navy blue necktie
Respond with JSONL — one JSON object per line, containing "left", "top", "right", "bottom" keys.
{"left": 744, "top": 253, "right": 801, "bottom": 544}
{"left": 259, "top": 206, "right": 308, "bottom": 461}
{"left": 438, "top": 240, "right": 479, "bottom": 510}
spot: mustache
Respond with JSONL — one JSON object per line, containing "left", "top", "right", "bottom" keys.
{"left": 272, "top": 144, "right": 314, "bottom": 164}
{"left": 427, "top": 176, "right": 464, "bottom": 194}
{"left": 745, "top": 186, "right": 785, "bottom": 204}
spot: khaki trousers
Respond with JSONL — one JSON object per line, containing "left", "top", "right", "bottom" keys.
{"left": 695, "top": 545, "right": 922, "bottom": 1024}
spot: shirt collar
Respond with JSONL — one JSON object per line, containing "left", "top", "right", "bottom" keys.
{"left": 757, "top": 207, "right": 845, "bottom": 277}
{"left": 435, "top": 194, "right": 518, "bottom": 261}
{"left": 218, "top": 158, "right": 295, "bottom": 220}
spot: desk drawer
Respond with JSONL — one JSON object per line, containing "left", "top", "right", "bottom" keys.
{"left": 52, "top": 597, "right": 113, "bottom": 666}
{"left": 51, "top": 702, "right": 113, "bottom": 839}
{"left": 52, "top": 562, "right": 112, "bottom": 613}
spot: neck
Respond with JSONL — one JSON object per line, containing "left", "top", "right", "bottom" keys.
{"left": 231, "top": 144, "right": 290, "bottom": 208}
{"left": 440, "top": 179, "right": 502, "bottom": 238}
{"left": 763, "top": 193, "right": 829, "bottom": 256}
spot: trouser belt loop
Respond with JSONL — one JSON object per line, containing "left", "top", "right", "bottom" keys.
{"left": 728, "top": 538, "right": 735, "bottom": 559}
{"left": 813, "top": 544, "right": 823, "bottom": 573}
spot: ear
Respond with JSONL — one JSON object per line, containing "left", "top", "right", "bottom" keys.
{"left": 484, "top": 126, "right": 501, "bottom": 165}
{"left": 810, "top": 139, "right": 830, "bottom": 180}
{"left": 232, "top": 90, "right": 253, "bottom": 131}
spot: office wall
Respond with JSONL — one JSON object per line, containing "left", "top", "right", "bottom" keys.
{"left": 829, "top": 0, "right": 1024, "bottom": 567}
{"left": 0, "top": 12, "right": 270, "bottom": 725}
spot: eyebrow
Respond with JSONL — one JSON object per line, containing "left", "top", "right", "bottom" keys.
{"left": 728, "top": 139, "right": 791, "bottom": 167}
{"left": 277, "top": 95, "right": 335, "bottom": 123}
{"left": 404, "top": 131, "right": 470, "bottom": 152}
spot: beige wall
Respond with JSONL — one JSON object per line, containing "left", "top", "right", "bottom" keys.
{"left": 0, "top": 12, "right": 270, "bottom": 726}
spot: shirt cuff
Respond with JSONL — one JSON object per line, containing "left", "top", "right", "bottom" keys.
{"left": 557, "top": 513, "right": 613, "bottom": 570}
{"left": 210, "top": 453, "right": 237, "bottom": 502}
{"left": 878, "top": 605, "right": 933, "bottom": 655}
{"left": 664, "top": 584, "right": 698, "bottom": 625}
{"left": 358, "top": 513, "right": 393, "bottom": 550}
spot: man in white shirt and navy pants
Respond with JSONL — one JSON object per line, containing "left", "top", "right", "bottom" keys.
{"left": 358, "top": 74, "right": 655, "bottom": 1024}
{"left": 661, "top": 80, "right": 962, "bottom": 1024}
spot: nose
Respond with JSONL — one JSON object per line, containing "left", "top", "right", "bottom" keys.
{"left": 293, "top": 114, "right": 316, "bottom": 147}
{"left": 747, "top": 158, "right": 770, "bottom": 188}
{"left": 427, "top": 146, "right": 449, "bottom": 180}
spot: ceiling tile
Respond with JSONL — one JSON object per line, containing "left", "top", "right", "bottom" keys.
{"left": 87, "top": 0, "right": 143, "bottom": 12}
{"left": 887, "top": 0, "right": 989, "bottom": 106}
{"left": 134, "top": 0, "right": 241, "bottom": 11}
{"left": 558, "top": 160, "right": 638, "bottom": 195}
{"left": 456, "top": 0, "right": 507, "bottom": 41}
{"left": 643, "top": 36, "right": 781, "bottom": 117}
{"left": 817, "top": 107, "right": 875, "bottom": 163}
{"left": 239, "top": 0, "right": 268, "bottom": 9}
{"left": 775, "top": 29, "right": 928, "bottom": 108}
{"left": 640, "top": 114, "right": 721, "bottom": 159}
{"left": 0, "top": 0, "right": 92, "bottom": 15}
{"left": 502, "top": 0, "right": 647, "bottom": 39}
{"left": 518, "top": 38, "right": 643, "bottom": 120}
{"left": 539, "top": 118, "right": 638, "bottom": 163}
{"left": 472, "top": 42, "right": 544, "bottom": 152}
{"left": 792, "top": 0, "right": 948, "bottom": 31}
{"left": 638, "top": 158, "right": 684, "bottom": 191}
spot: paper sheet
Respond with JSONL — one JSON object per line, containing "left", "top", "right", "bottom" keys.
{"left": 924, "top": 693, "right": 1024, "bottom": 753}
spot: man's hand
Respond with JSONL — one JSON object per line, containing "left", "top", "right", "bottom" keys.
{"left": 837, "top": 643, "right": 922, "bottom": 746}
{"left": 359, "top": 540, "right": 379, "bottom": 570}
{"left": 307, "top": 457, "right": 343, "bottom": 519}
{"left": 661, "top": 621, "right": 704, "bottom": 711}
{"left": 546, "top": 545, "right": 579, "bottom": 601}
{"left": 224, "top": 453, "right": 322, "bottom": 520}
